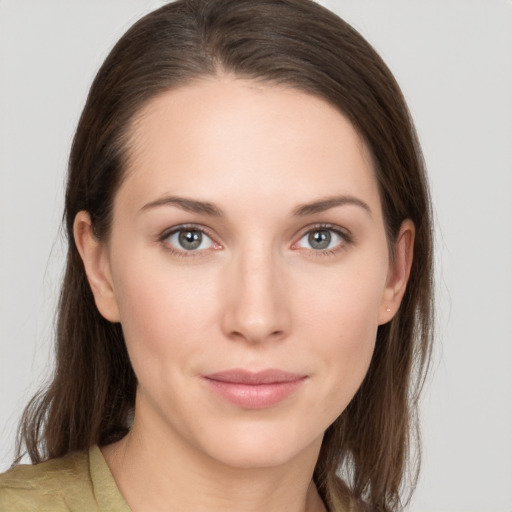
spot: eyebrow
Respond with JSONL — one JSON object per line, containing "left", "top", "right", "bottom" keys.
{"left": 293, "top": 195, "right": 372, "bottom": 217}
{"left": 140, "top": 196, "right": 223, "bottom": 216}
{"left": 140, "top": 193, "right": 371, "bottom": 218}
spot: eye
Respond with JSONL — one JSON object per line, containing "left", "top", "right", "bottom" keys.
{"left": 295, "top": 227, "right": 347, "bottom": 252}
{"left": 164, "top": 228, "right": 215, "bottom": 252}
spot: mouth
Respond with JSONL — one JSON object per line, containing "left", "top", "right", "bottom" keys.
{"left": 202, "top": 369, "right": 308, "bottom": 409}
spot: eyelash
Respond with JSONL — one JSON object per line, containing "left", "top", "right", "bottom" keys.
{"left": 158, "top": 224, "right": 221, "bottom": 258}
{"left": 292, "top": 223, "right": 353, "bottom": 257}
{"left": 157, "top": 223, "right": 353, "bottom": 257}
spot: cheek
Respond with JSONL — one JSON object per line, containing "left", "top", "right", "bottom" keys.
{"left": 293, "top": 259, "right": 386, "bottom": 413}
{"left": 296, "top": 254, "right": 387, "bottom": 344}
{"left": 305, "top": 285, "right": 378, "bottom": 383}
{"left": 303, "top": 298, "right": 377, "bottom": 425}
{"left": 109, "top": 251, "right": 220, "bottom": 374}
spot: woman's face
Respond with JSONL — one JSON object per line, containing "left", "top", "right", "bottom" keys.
{"left": 78, "top": 77, "right": 411, "bottom": 469}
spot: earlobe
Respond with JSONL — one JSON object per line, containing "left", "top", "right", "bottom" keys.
{"left": 378, "top": 219, "right": 415, "bottom": 325}
{"left": 73, "top": 211, "right": 120, "bottom": 323}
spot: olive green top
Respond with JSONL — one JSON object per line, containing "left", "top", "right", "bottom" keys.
{"left": 0, "top": 446, "right": 131, "bottom": 511}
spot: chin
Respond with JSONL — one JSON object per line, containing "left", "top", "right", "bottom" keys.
{"left": 193, "top": 419, "right": 324, "bottom": 470}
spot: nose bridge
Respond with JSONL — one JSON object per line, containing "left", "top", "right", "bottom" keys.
{"left": 222, "top": 240, "right": 289, "bottom": 343}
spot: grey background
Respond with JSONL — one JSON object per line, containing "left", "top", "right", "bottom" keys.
{"left": 1, "top": 1, "right": 511, "bottom": 510}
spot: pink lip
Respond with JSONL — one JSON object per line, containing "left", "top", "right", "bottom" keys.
{"left": 203, "top": 369, "right": 307, "bottom": 409}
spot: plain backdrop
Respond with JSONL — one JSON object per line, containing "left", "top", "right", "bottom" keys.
{"left": 1, "top": 1, "right": 511, "bottom": 511}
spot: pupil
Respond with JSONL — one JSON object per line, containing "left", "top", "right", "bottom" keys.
{"left": 179, "top": 230, "right": 202, "bottom": 250}
{"left": 309, "top": 230, "right": 331, "bottom": 250}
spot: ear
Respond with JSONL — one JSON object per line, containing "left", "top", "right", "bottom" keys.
{"left": 73, "top": 211, "right": 120, "bottom": 322}
{"left": 378, "top": 219, "right": 415, "bottom": 325}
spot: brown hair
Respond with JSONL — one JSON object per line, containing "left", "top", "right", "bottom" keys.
{"left": 16, "top": 1, "right": 434, "bottom": 510}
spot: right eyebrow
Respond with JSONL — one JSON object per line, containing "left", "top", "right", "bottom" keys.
{"left": 139, "top": 195, "right": 224, "bottom": 217}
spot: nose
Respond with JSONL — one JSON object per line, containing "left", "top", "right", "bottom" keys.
{"left": 221, "top": 246, "right": 291, "bottom": 344}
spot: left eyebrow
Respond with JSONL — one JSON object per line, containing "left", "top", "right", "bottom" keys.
{"left": 293, "top": 195, "right": 372, "bottom": 217}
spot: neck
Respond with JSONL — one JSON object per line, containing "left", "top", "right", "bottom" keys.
{"left": 102, "top": 406, "right": 326, "bottom": 512}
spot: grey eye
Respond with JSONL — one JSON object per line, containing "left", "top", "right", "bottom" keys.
{"left": 296, "top": 228, "right": 344, "bottom": 251}
{"left": 308, "top": 230, "right": 332, "bottom": 250}
{"left": 179, "top": 230, "right": 203, "bottom": 250}
{"left": 166, "top": 229, "right": 214, "bottom": 251}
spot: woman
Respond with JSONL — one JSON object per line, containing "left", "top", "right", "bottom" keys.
{"left": 0, "top": 0, "right": 433, "bottom": 511}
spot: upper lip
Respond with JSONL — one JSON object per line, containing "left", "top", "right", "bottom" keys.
{"left": 204, "top": 369, "right": 306, "bottom": 385}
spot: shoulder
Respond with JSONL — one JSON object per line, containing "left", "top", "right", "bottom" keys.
{"left": 0, "top": 451, "right": 96, "bottom": 511}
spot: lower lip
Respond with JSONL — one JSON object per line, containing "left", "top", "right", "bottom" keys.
{"left": 204, "top": 378, "right": 307, "bottom": 409}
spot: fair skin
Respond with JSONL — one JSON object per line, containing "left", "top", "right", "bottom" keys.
{"left": 74, "top": 77, "right": 414, "bottom": 512}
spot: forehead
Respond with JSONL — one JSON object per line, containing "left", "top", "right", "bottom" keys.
{"left": 117, "top": 76, "right": 381, "bottom": 217}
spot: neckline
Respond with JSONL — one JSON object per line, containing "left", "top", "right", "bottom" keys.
{"left": 89, "top": 445, "right": 133, "bottom": 511}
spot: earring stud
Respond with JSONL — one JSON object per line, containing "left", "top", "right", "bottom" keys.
{"left": 386, "top": 307, "right": 391, "bottom": 312}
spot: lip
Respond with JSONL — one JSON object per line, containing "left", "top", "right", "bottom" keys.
{"left": 203, "top": 369, "right": 307, "bottom": 409}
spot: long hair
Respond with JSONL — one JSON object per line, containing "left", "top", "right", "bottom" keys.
{"left": 15, "top": 1, "right": 434, "bottom": 510}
